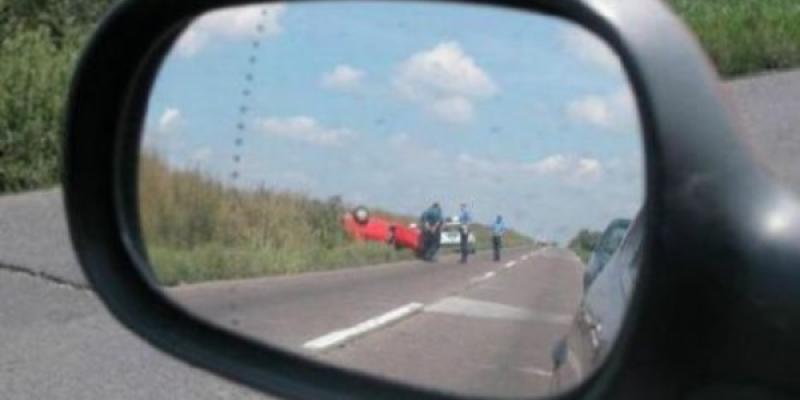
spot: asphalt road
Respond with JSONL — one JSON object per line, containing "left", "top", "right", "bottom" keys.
{"left": 723, "top": 69, "right": 800, "bottom": 194}
{"left": 0, "top": 69, "right": 798, "bottom": 399}
{"left": 0, "top": 190, "right": 264, "bottom": 400}
{"left": 172, "top": 247, "right": 583, "bottom": 398}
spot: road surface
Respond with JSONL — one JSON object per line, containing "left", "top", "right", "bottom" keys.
{"left": 0, "top": 69, "right": 798, "bottom": 399}
{"left": 172, "top": 247, "right": 583, "bottom": 398}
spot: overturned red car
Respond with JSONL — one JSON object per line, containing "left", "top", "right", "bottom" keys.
{"left": 341, "top": 206, "right": 421, "bottom": 252}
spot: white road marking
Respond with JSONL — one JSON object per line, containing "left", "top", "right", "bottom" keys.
{"left": 473, "top": 362, "right": 553, "bottom": 378}
{"left": 470, "top": 271, "right": 496, "bottom": 284}
{"left": 504, "top": 261, "right": 517, "bottom": 269}
{"left": 567, "top": 349, "right": 583, "bottom": 379}
{"left": 522, "top": 367, "right": 554, "bottom": 377}
{"left": 521, "top": 255, "right": 529, "bottom": 261}
{"left": 303, "top": 303, "right": 423, "bottom": 351}
{"left": 426, "top": 297, "right": 572, "bottom": 325}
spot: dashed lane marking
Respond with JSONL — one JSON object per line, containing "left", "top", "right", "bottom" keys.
{"left": 303, "top": 302, "right": 424, "bottom": 351}
{"left": 470, "top": 271, "right": 496, "bottom": 284}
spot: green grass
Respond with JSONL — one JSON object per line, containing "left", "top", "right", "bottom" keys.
{"left": 667, "top": 0, "right": 800, "bottom": 77}
{"left": 148, "top": 241, "right": 417, "bottom": 286}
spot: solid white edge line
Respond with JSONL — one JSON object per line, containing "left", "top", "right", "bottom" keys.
{"left": 526, "top": 367, "right": 554, "bottom": 378}
{"left": 303, "top": 302, "right": 424, "bottom": 351}
{"left": 469, "top": 271, "right": 497, "bottom": 284}
{"left": 567, "top": 349, "right": 583, "bottom": 379}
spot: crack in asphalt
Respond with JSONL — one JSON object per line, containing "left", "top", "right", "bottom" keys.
{"left": 0, "top": 262, "right": 91, "bottom": 292}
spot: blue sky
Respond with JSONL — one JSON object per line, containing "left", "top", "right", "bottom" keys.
{"left": 142, "top": 1, "right": 644, "bottom": 243}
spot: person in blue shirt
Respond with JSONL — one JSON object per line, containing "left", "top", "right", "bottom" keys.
{"left": 491, "top": 215, "right": 506, "bottom": 261}
{"left": 458, "top": 203, "right": 472, "bottom": 263}
{"left": 419, "top": 202, "right": 444, "bottom": 261}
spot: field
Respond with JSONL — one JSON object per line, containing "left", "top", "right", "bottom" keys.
{"left": 139, "top": 153, "right": 534, "bottom": 285}
{"left": 667, "top": 0, "right": 800, "bottom": 77}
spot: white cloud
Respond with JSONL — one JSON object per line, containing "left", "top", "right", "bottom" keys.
{"left": 524, "top": 154, "right": 605, "bottom": 180}
{"left": 430, "top": 96, "right": 474, "bottom": 124}
{"left": 321, "top": 65, "right": 365, "bottom": 91}
{"left": 176, "top": 4, "right": 286, "bottom": 57}
{"left": 175, "top": 29, "right": 206, "bottom": 57}
{"left": 393, "top": 41, "right": 497, "bottom": 124}
{"left": 561, "top": 25, "right": 621, "bottom": 73}
{"left": 566, "top": 86, "right": 638, "bottom": 132}
{"left": 394, "top": 41, "right": 497, "bottom": 100}
{"left": 575, "top": 158, "right": 603, "bottom": 178}
{"left": 567, "top": 96, "right": 612, "bottom": 127}
{"left": 527, "top": 154, "right": 569, "bottom": 174}
{"left": 528, "top": 154, "right": 604, "bottom": 180}
{"left": 259, "top": 116, "right": 355, "bottom": 146}
{"left": 455, "top": 152, "right": 605, "bottom": 182}
{"left": 158, "top": 108, "right": 182, "bottom": 133}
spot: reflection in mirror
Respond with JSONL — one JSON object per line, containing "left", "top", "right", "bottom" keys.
{"left": 138, "top": 2, "right": 644, "bottom": 397}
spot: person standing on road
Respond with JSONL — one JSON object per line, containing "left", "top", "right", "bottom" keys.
{"left": 491, "top": 215, "right": 506, "bottom": 262}
{"left": 420, "top": 202, "right": 444, "bottom": 261}
{"left": 458, "top": 203, "right": 472, "bottom": 263}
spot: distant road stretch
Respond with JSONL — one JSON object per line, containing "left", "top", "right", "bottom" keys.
{"left": 173, "top": 246, "right": 584, "bottom": 398}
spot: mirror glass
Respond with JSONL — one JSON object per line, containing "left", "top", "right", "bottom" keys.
{"left": 139, "top": 2, "right": 644, "bottom": 397}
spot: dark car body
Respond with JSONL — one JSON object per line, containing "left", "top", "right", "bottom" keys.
{"left": 584, "top": 219, "right": 632, "bottom": 289}
{"left": 552, "top": 213, "right": 643, "bottom": 390}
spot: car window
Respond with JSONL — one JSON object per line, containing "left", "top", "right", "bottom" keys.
{"left": 600, "top": 225, "right": 627, "bottom": 254}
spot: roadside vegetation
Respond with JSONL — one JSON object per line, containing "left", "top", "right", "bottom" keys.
{"left": 667, "top": 0, "right": 800, "bottom": 77}
{"left": 140, "top": 153, "right": 534, "bottom": 285}
{"left": 5, "top": 0, "right": 800, "bottom": 192}
{"left": 567, "top": 229, "right": 602, "bottom": 264}
{"left": 471, "top": 224, "right": 535, "bottom": 252}
{"left": 1, "top": 0, "right": 114, "bottom": 192}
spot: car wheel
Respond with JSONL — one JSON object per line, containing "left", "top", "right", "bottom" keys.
{"left": 352, "top": 206, "right": 370, "bottom": 225}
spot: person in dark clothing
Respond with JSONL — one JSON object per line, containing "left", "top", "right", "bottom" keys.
{"left": 419, "top": 202, "right": 444, "bottom": 261}
{"left": 458, "top": 203, "right": 472, "bottom": 263}
{"left": 491, "top": 215, "right": 506, "bottom": 261}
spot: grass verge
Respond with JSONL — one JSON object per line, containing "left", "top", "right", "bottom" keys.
{"left": 667, "top": 0, "right": 800, "bottom": 77}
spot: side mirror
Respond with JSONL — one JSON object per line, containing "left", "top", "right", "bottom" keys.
{"left": 63, "top": 0, "right": 800, "bottom": 399}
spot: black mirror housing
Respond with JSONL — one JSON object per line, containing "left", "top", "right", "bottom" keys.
{"left": 63, "top": 0, "right": 800, "bottom": 399}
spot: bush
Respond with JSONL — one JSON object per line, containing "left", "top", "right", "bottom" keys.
{"left": 0, "top": 0, "right": 114, "bottom": 192}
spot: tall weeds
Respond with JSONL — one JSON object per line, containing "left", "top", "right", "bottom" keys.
{"left": 139, "top": 153, "right": 415, "bottom": 285}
